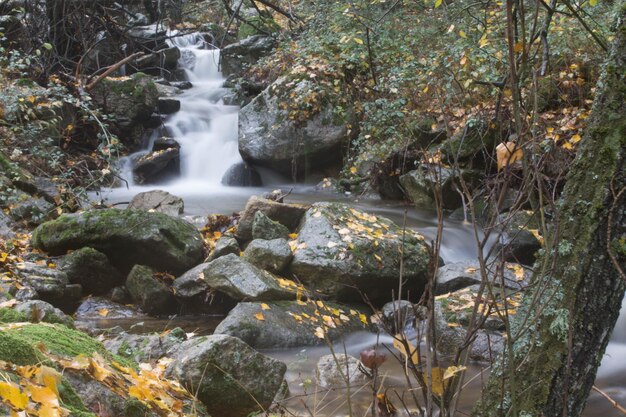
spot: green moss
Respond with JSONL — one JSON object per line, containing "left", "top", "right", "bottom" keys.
{"left": 124, "top": 398, "right": 150, "bottom": 417}
{"left": 0, "top": 323, "right": 136, "bottom": 369}
{"left": 0, "top": 307, "right": 28, "bottom": 323}
{"left": 0, "top": 331, "right": 45, "bottom": 365}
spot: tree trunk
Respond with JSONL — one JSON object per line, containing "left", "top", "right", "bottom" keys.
{"left": 473, "top": 3, "right": 626, "bottom": 416}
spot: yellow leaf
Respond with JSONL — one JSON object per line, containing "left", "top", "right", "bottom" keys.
{"left": 359, "top": 313, "right": 368, "bottom": 325}
{"left": 349, "top": 166, "right": 357, "bottom": 174}
{"left": 562, "top": 142, "right": 574, "bottom": 150}
{"left": 570, "top": 134, "right": 582, "bottom": 144}
{"left": 38, "top": 366, "right": 62, "bottom": 396}
{"left": 97, "top": 308, "right": 109, "bottom": 317}
{"left": 513, "top": 41, "right": 523, "bottom": 53}
{"left": 27, "top": 385, "right": 59, "bottom": 407}
{"left": 496, "top": 142, "right": 523, "bottom": 170}
{"left": 459, "top": 30, "right": 467, "bottom": 38}
{"left": 353, "top": 38, "right": 364, "bottom": 45}
{"left": 465, "top": 267, "right": 477, "bottom": 273}
{"left": 254, "top": 312, "right": 265, "bottom": 321}
{"left": 288, "top": 233, "right": 298, "bottom": 239}
{"left": 260, "top": 303, "right": 270, "bottom": 310}
{"left": 443, "top": 365, "right": 467, "bottom": 380}
{"left": 434, "top": 0, "right": 442, "bottom": 7}
{"left": 27, "top": 96, "right": 35, "bottom": 104}
{"left": 427, "top": 367, "right": 446, "bottom": 396}
{"left": 89, "top": 354, "right": 112, "bottom": 381}
{"left": 0, "top": 381, "right": 28, "bottom": 410}
{"left": 589, "top": 0, "right": 597, "bottom": 6}
{"left": 38, "top": 403, "right": 62, "bottom": 417}
{"left": 316, "top": 300, "right": 325, "bottom": 308}
{"left": 393, "top": 335, "right": 419, "bottom": 365}
{"left": 314, "top": 326, "right": 325, "bottom": 339}
{"left": 0, "top": 252, "right": 7, "bottom": 262}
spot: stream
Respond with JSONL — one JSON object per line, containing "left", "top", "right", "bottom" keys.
{"left": 92, "top": 32, "right": 626, "bottom": 416}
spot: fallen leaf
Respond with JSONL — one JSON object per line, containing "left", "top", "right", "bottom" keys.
{"left": 496, "top": 142, "right": 523, "bottom": 170}
{"left": 254, "top": 312, "right": 265, "bottom": 321}
{"left": 443, "top": 365, "right": 467, "bottom": 380}
{"left": 0, "top": 381, "right": 28, "bottom": 410}
{"left": 260, "top": 303, "right": 270, "bottom": 311}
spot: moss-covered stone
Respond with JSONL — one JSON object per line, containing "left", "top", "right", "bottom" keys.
{"left": 32, "top": 209, "right": 205, "bottom": 274}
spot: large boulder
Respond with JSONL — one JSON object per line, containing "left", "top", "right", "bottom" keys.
{"left": 13, "top": 300, "right": 74, "bottom": 327}
{"left": 126, "top": 265, "right": 177, "bottom": 316}
{"left": 89, "top": 73, "right": 159, "bottom": 146}
{"left": 166, "top": 334, "right": 287, "bottom": 417}
{"left": 58, "top": 247, "right": 123, "bottom": 295}
{"left": 104, "top": 328, "right": 187, "bottom": 363}
{"left": 14, "top": 262, "right": 69, "bottom": 303}
{"left": 203, "top": 254, "right": 296, "bottom": 301}
{"left": 239, "top": 76, "right": 355, "bottom": 174}
{"left": 289, "top": 203, "right": 431, "bottom": 304}
{"left": 220, "top": 35, "right": 276, "bottom": 77}
{"left": 214, "top": 300, "right": 371, "bottom": 348}
{"left": 32, "top": 209, "right": 205, "bottom": 274}
{"left": 236, "top": 196, "right": 308, "bottom": 241}
{"left": 127, "top": 189, "right": 184, "bottom": 216}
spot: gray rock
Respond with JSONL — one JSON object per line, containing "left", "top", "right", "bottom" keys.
{"left": 32, "top": 208, "right": 204, "bottom": 274}
{"left": 9, "top": 196, "right": 55, "bottom": 226}
{"left": 166, "top": 334, "right": 287, "bottom": 417}
{"left": 12, "top": 176, "right": 62, "bottom": 205}
{"left": 104, "top": 328, "right": 187, "bottom": 363}
{"left": 436, "top": 261, "right": 530, "bottom": 295}
{"left": 0, "top": 210, "right": 16, "bottom": 239}
{"left": 236, "top": 196, "right": 308, "bottom": 241}
{"left": 152, "top": 136, "right": 180, "bottom": 151}
{"left": 441, "top": 117, "right": 498, "bottom": 161}
{"left": 14, "top": 300, "right": 74, "bottom": 327}
{"left": 15, "top": 288, "right": 38, "bottom": 301}
{"left": 492, "top": 211, "right": 542, "bottom": 266}
{"left": 204, "top": 254, "right": 295, "bottom": 301}
{"left": 379, "top": 300, "right": 425, "bottom": 334}
{"left": 126, "top": 265, "right": 177, "bottom": 316}
{"left": 133, "top": 147, "right": 180, "bottom": 184}
{"left": 289, "top": 203, "right": 431, "bottom": 304}
{"left": 316, "top": 354, "right": 370, "bottom": 388}
{"left": 58, "top": 247, "right": 123, "bottom": 295}
{"left": 157, "top": 97, "right": 181, "bottom": 114}
{"left": 239, "top": 76, "right": 355, "bottom": 174}
{"left": 220, "top": 35, "right": 276, "bottom": 77}
{"left": 15, "top": 262, "right": 68, "bottom": 302}
{"left": 207, "top": 236, "right": 240, "bottom": 261}
{"left": 135, "top": 46, "right": 181, "bottom": 73}
{"left": 172, "top": 263, "right": 210, "bottom": 301}
{"left": 214, "top": 300, "right": 371, "bottom": 348}
{"left": 221, "top": 162, "right": 262, "bottom": 186}
{"left": 110, "top": 286, "right": 131, "bottom": 304}
{"left": 434, "top": 300, "right": 504, "bottom": 362}
{"left": 74, "top": 297, "right": 144, "bottom": 320}
{"left": 399, "top": 166, "right": 481, "bottom": 210}
{"left": 252, "top": 211, "right": 290, "bottom": 240}
{"left": 243, "top": 238, "right": 292, "bottom": 274}
{"left": 89, "top": 73, "right": 159, "bottom": 132}
{"left": 127, "top": 189, "right": 184, "bottom": 216}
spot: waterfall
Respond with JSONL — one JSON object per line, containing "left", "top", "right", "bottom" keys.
{"left": 122, "top": 32, "right": 243, "bottom": 189}
{"left": 166, "top": 32, "right": 242, "bottom": 185}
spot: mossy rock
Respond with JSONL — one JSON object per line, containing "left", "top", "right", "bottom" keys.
{"left": 32, "top": 209, "right": 205, "bottom": 274}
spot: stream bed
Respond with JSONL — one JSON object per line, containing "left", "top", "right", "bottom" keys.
{"left": 90, "top": 30, "right": 626, "bottom": 416}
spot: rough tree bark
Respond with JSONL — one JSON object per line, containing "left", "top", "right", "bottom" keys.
{"left": 474, "top": 2, "right": 626, "bottom": 416}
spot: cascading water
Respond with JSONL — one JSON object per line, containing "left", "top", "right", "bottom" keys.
{"left": 123, "top": 32, "right": 243, "bottom": 190}
{"left": 164, "top": 32, "right": 242, "bottom": 185}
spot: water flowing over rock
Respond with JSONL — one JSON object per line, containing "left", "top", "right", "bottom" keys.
{"left": 214, "top": 300, "right": 371, "bottom": 348}
{"left": 289, "top": 203, "right": 431, "bottom": 304}
{"left": 31, "top": 209, "right": 205, "bottom": 274}
{"left": 166, "top": 334, "right": 287, "bottom": 417}
{"left": 239, "top": 76, "right": 355, "bottom": 174}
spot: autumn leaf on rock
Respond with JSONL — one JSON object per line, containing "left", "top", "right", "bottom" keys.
{"left": 0, "top": 381, "right": 28, "bottom": 410}
{"left": 254, "top": 312, "right": 265, "bottom": 321}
